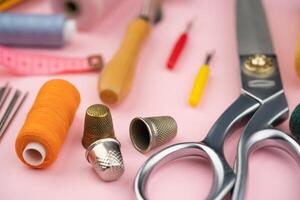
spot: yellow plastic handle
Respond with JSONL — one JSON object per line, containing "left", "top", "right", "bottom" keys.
{"left": 98, "top": 18, "right": 151, "bottom": 104}
{"left": 0, "top": 0, "right": 23, "bottom": 11}
{"left": 296, "top": 35, "right": 300, "bottom": 78}
{"left": 189, "top": 65, "right": 210, "bottom": 107}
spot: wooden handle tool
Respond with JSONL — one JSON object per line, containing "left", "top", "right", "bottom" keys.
{"left": 98, "top": 18, "right": 151, "bottom": 104}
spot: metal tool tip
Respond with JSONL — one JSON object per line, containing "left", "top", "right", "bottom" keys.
{"left": 185, "top": 20, "right": 194, "bottom": 33}
{"left": 185, "top": 16, "right": 198, "bottom": 33}
{"left": 204, "top": 51, "right": 215, "bottom": 65}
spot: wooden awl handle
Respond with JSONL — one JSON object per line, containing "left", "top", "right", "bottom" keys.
{"left": 98, "top": 18, "right": 151, "bottom": 104}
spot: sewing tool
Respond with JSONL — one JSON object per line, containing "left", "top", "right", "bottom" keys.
{"left": 98, "top": 0, "right": 162, "bottom": 104}
{"left": 82, "top": 104, "right": 115, "bottom": 149}
{"left": 0, "top": 47, "right": 103, "bottom": 75}
{"left": 188, "top": 52, "right": 214, "bottom": 107}
{"left": 166, "top": 20, "right": 193, "bottom": 70}
{"left": 51, "top": 0, "right": 118, "bottom": 30}
{"left": 0, "top": 13, "right": 76, "bottom": 47}
{"left": 130, "top": 116, "right": 177, "bottom": 154}
{"left": 0, "top": 0, "right": 24, "bottom": 11}
{"left": 0, "top": 84, "right": 28, "bottom": 141}
{"left": 134, "top": 0, "right": 300, "bottom": 199}
{"left": 83, "top": 104, "right": 124, "bottom": 181}
{"left": 0, "top": 83, "right": 9, "bottom": 109}
{"left": 15, "top": 79, "right": 80, "bottom": 169}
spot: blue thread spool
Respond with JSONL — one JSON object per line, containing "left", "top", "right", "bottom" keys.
{"left": 0, "top": 13, "right": 76, "bottom": 48}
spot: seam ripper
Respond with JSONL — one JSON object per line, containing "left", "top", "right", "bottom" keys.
{"left": 188, "top": 52, "right": 214, "bottom": 107}
{"left": 166, "top": 20, "right": 193, "bottom": 70}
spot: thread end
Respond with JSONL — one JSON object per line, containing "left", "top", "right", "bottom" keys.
{"left": 64, "top": 20, "right": 77, "bottom": 43}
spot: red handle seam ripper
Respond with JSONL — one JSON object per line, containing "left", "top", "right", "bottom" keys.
{"left": 166, "top": 20, "right": 193, "bottom": 70}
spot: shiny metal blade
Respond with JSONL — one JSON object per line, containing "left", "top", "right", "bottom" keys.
{"left": 0, "top": 83, "right": 9, "bottom": 108}
{"left": 140, "top": 0, "right": 162, "bottom": 24}
{"left": 0, "top": 86, "right": 11, "bottom": 111}
{"left": 237, "top": 0, "right": 274, "bottom": 55}
{"left": 0, "top": 91, "right": 28, "bottom": 141}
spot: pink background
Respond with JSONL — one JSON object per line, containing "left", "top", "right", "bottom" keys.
{"left": 1, "top": 0, "right": 300, "bottom": 199}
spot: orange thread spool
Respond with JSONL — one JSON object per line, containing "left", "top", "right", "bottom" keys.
{"left": 15, "top": 79, "right": 80, "bottom": 169}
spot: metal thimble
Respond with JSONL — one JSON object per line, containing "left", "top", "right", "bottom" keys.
{"left": 83, "top": 104, "right": 124, "bottom": 181}
{"left": 82, "top": 104, "right": 115, "bottom": 149}
{"left": 129, "top": 116, "right": 177, "bottom": 153}
{"left": 86, "top": 138, "right": 124, "bottom": 182}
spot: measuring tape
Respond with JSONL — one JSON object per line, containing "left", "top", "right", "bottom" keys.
{"left": 0, "top": 47, "right": 103, "bottom": 75}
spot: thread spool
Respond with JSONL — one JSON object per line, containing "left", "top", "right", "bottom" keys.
{"left": 15, "top": 79, "right": 80, "bottom": 169}
{"left": 0, "top": 13, "right": 76, "bottom": 47}
{"left": 51, "top": 0, "right": 118, "bottom": 30}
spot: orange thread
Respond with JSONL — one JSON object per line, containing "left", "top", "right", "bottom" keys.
{"left": 15, "top": 79, "right": 80, "bottom": 169}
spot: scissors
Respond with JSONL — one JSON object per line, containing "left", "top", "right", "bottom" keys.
{"left": 134, "top": 0, "right": 300, "bottom": 199}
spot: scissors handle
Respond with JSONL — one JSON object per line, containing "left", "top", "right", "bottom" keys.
{"left": 232, "top": 129, "right": 300, "bottom": 200}
{"left": 232, "top": 92, "right": 296, "bottom": 199}
{"left": 241, "top": 91, "right": 288, "bottom": 138}
{"left": 134, "top": 94, "right": 260, "bottom": 200}
{"left": 204, "top": 94, "right": 259, "bottom": 152}
{"left": 134, "top": 142, "right": 235, "bottom": 200}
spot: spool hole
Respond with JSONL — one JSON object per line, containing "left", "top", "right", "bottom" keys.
{"left": 22, "top": 143, "right": 46, "bottom": 166}
{"left": 64, "top": 1, "right": 80, "bottom": 16}
{"left": 24, "top": 149, "right": 43, "bottom": 166}
{"left": 130, "top": 119, "right": 151, "bottom": 152}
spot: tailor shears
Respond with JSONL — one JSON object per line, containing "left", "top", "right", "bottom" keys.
{"left": 134, "top": 0, "right": 300, "bottom": 199}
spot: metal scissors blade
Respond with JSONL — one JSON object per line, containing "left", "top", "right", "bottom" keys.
{"left": 238, "top": 0, "right": 283, "bottom": 102}
{"left": 237, "top": 0, "right": 274, "bottom": 55}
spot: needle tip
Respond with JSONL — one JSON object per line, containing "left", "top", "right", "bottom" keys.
{"left": 185, "top": 17, "right": 197, "bottom": 32}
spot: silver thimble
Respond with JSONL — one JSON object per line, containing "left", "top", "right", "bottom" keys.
{"left": 129, "top": 116, "right": 177, "bottom": 153}
{"left": 86, "top": 138, "right": 124, "bottom": 181}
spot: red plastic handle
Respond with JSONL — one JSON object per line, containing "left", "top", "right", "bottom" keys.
{"left": 167, "top": 33, "right": 188, "bottom": 70}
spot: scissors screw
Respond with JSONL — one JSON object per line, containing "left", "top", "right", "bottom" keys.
{"left": 244, "top": 54, "right": 274, "bottom": 77}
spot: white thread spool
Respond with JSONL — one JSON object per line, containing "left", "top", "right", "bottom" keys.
{"left": 64, "top": 19, "right": 76, "bottom": 42}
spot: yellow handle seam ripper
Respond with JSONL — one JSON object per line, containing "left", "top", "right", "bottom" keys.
{"left": 189, "top": 52, "right": 214, "bottom": 107}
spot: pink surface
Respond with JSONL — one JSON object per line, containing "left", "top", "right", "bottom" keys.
{"left": 0, "top": 0, "right": 300, "bottom": 199}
